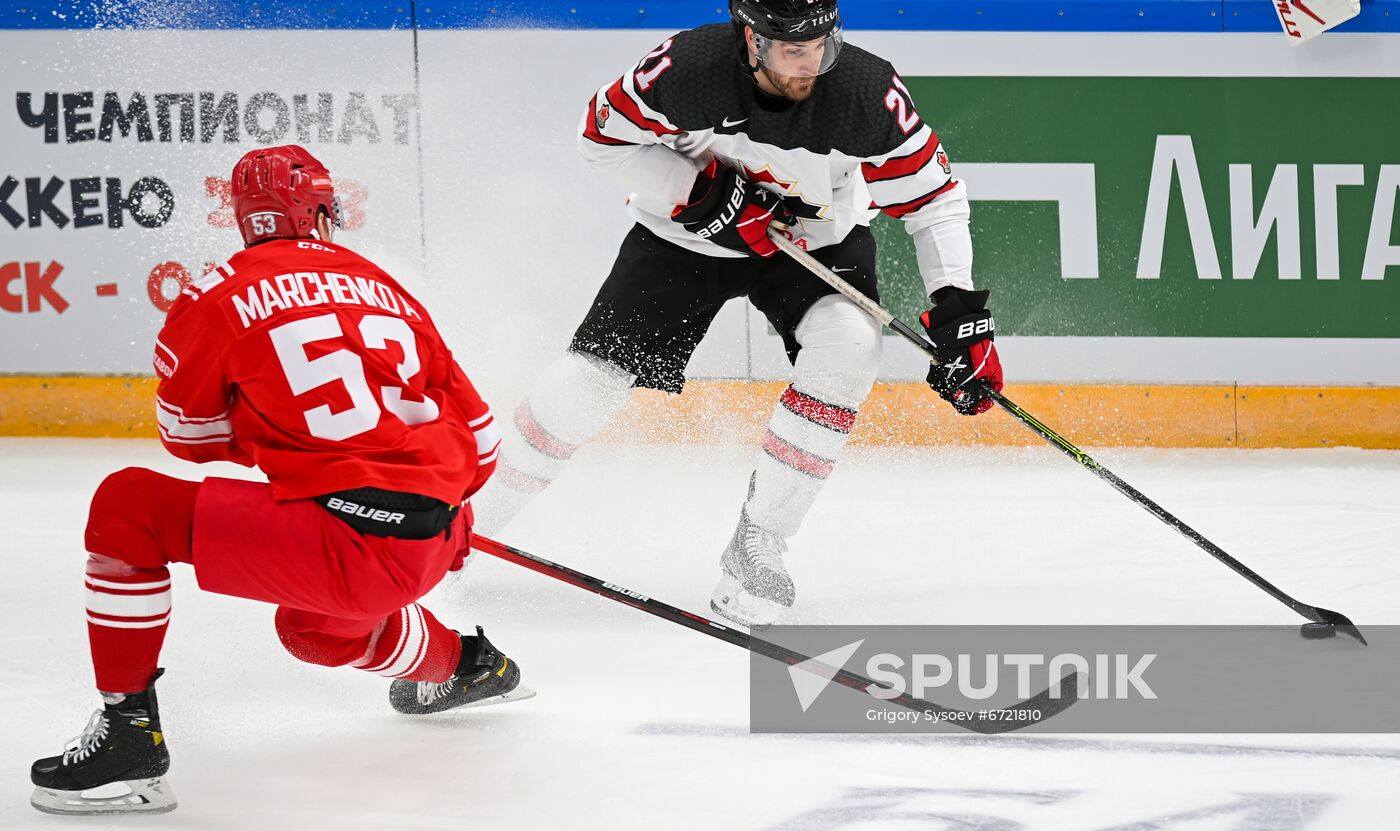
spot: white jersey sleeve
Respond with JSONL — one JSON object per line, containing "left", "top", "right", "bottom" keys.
{"left": 858, "top": 76, "right": 974, "bottom": 295}
{"left": 577, "top": 44, "right": 707, "bottom": 213}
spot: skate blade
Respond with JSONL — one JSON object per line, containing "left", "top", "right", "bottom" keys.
{"left": 31, "top": 778, "right": 176, "bottom": 815}
{"left": 710, "top": 575, "right": 786, "bottom": 629}
{"left": 456, "top": 684, "right": 537, "bottom": 711}
{"left": 710, "top": 600, "right": 773, "bottom": 631}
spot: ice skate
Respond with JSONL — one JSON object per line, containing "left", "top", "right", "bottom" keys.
{"left": 710, "top": 508, "right": 795, "bottom": 628}
{"left": 30, "top": 669, "right": 176, "bottom": 816}
{"left": 390, "top": 626, "right": 535, "bottom": 714}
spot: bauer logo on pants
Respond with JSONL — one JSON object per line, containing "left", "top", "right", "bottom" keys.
{"left": 324, "top": 497, "right": 406, "bottom": 525}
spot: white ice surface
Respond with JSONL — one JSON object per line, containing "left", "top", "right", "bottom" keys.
{"left": 3, "top": 438, "right": 1399, "bottom": 830}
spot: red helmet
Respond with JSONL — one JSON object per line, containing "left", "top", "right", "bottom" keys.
{"left": 231, "top": 145, "right": 341, "bottom": 246}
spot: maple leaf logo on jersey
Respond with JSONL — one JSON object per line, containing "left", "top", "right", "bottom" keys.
{"left": 936, "top": 149, "right": 951, "bottom": 175}
{"left": 742, "top": 164, "right": 830, "bottom": 222}
{"left": 596, "top": 103, "right": 611, "bottom": 132}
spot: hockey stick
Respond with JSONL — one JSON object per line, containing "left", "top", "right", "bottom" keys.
{"left": 768, "top": 229, "right": 1366, "bottom": 645}
{"left": 471, "top": 534, "right": 1080, "bottom": 734}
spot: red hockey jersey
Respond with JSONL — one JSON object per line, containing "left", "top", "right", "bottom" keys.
{"left": 153, "top": 238, "right": 499, "bottom": 505}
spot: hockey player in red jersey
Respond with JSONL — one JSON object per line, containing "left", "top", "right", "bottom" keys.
{"left": 29, "top": 145, "right": 529, "bottom": 816}
{"left": 472, "top": 0, "right": 1003, "bottom": 627}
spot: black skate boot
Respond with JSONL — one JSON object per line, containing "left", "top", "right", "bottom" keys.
{"left": 389, "top": 627, "right": 535, "bottom": 714}
{"left": 30, "top": 668, "right": 176, "bottom": 815}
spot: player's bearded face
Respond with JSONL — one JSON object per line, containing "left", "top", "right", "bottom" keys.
{"left": 753, "top": 36, "right": 826, "bottom": 102}
{"left": 759, "top": 63, "right": 818, "bottom": 102}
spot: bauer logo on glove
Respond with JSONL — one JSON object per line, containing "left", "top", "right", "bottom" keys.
{"left": 920, "top": 286, "right": 1004, "bottom": 416}
{"left": 694, "top": 184, "right": 751, "bottom": 240}
{"left": 673, "top": 159, "right": 796, "bottom": 257}
{"left": 955, "top": 317, "right": 994, "bottom": 341}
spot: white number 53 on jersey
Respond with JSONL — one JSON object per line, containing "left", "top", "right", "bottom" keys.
{"left": 269, "top": 312, "right": 440, "bottom": 441}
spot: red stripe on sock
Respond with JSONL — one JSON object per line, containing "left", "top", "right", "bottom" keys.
{"left": 85, "top": 582, "right": 169, "bottom": 596}
{"left": 514, "top": 403, "right": 577, "bottom": 461}
{"left": 86, "top": 610, "right": 169, "bottom": 624}
{"left": 780, "top": 386, "right": 856, "bottom": 433}
{"left": 86, "top": 566, "right": 170, "bottom": 694}
{"left": 403, "top": 606, "right": 462, "bottom": 684}
{"left": 762, "top": 430, "right": 834, "bottom": 479}
{"left": 496, "top": 462, "right": 551, "bottom": 495}
{"left": 370, "top": 608, "right": 413, "bottom": 674}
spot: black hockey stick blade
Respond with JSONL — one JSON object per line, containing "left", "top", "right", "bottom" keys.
{"left": 1309, "top": 606, "right": 1367, "bottom": 645}
{"left": 473, "top": 534, "right": 1080, "bottom": 734}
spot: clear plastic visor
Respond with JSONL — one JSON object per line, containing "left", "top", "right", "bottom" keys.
{"left": 752, "top": 24, "right": 843, "bottom": 78}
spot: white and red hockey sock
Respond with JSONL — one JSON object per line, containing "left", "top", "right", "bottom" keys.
{"left": 744, "top": 295, "right": 879, "bottom": 537}
{"left": 472, "top": 351, "right": 634, "bottom": 534}
{"left": 85, "top": 558, "right": 173, "bottom": 694}
{"left": 746, "top": 385, "right": 859, "bottom": 537}
{"left": 350, "top": 603, "right": 463, "bottom": 683}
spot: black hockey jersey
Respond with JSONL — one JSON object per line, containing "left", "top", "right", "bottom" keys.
{"left": 578, "top": 23, "right": 973, "bottom": 293}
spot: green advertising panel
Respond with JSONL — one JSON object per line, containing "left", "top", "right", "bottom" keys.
{"left": 873, "top": 78, "right": 1400, "bottom": 338}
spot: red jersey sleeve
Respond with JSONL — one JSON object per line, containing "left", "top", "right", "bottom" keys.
{"left": 153, "top": 294, "right": 253, "bottom": 466}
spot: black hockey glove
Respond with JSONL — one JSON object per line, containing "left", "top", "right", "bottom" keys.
{"left": 672, "top": 159, "right": 794, "bottom": 257}
{"left": 920, "top": 286, "right": 1004, "bottom": 416}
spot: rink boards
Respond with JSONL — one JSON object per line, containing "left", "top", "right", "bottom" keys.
{"left": 0, "top": 21, "right": 1396, "bottom": 444}
{"left": 4, "top": 375, "right": 1399, "bottom": 448}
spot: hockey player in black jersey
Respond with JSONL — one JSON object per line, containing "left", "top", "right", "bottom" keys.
{"left": 474, "top": 0, "right": 1003, "bottom": 626}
